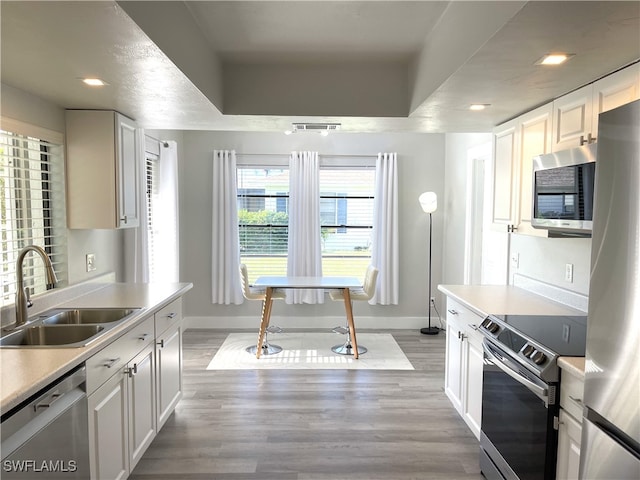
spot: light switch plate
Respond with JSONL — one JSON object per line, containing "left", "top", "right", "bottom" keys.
{"left": 86, "top": 253, "right": 96, "bottom": 272}
{"left": 565, "top": 263, "right": 574, "bottom": 283}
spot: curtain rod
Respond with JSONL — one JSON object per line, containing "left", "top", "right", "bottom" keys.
{"left": 145, "top": 133, "right": 169, "bottom": 148}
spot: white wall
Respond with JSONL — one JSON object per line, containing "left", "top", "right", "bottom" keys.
{"left": 160, "top": 130, "right": 446, "bottom": 329}
{"left": 443, "top": 133, "right": 492, "bottom": 285}
{"left": 1, "top": 83, "right": 126, "bottom": 285}
{"left": 510, "top": 234, "right": 591, "bottom": 295}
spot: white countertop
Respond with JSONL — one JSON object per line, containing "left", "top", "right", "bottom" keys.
{"left": 558, "top": 357, "right": 586, "bottom": 378}
{"left": 0, "top": 282, "right": 192, "bottom": 412}
{"left": 438, "top": 284, "right": 587, "bottom": 371}
{"left": 438, "top": 284, "right": 586, "bottom": 317}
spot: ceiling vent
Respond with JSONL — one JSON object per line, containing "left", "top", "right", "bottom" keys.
{"left": 291, "top": 122, "right": 341, "bottom": 133}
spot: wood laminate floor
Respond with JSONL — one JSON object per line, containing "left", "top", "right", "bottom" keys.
{"left": 130, "top": 329, "right": 484, "bottom": 480}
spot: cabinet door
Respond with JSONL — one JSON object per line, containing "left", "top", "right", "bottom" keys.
{"left": 556, "top": 409, "right": 582, "bottom": 480}
{"left": 127, "top": 345, "right": 156, "bottom": 471}
{"left": 591, "top": 63, "right": 640, "bottom": 136}
{"left": 116, "top": 113, "right": 139, "bottom": 228}
{"left": 88, "top": 370, "right": 129, "bottom": 480}
{"left": 156, "top": 322, "right": 183, "bottom": 429}
{"left": 552, "top": 85, "right": 593, "bottom": 151}
{"left": 492, "top": 119, "right": 519, "bottom": 228}
{"left": 463, "top": 334, "right": 484, "bottom": 440}
{"left": 517, "top": 104, "right": 552, "bottom": 237}
{"left": 444, "top": 312, "right": 463, "bottom": 414}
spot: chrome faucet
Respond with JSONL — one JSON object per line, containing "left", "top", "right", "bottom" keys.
{"left": 15, "top": 245, "right": 58, "bottom": 327}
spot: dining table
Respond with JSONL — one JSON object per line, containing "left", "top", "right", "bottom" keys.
{"left": 252, "top": 276, "right": 363, "bottom": 359}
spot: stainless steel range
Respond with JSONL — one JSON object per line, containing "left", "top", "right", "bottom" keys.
{"left": 478, "top": 313, "right": 588, "bottom": 480}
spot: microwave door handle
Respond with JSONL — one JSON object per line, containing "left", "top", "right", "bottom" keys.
{"left": 483, "top": 342, "right": 549, "bottom": 404}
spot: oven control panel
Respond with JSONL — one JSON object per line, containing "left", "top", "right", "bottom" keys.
{"left": 479, "top": 315, "right": 555, "bottom": 373}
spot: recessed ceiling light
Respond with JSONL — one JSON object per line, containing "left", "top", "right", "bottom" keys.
{"left": 469, "top": 104, "right": 489, "bottom": 111}
{"left": 535, "top": 53, "right": 575, "bottom": 66}
{"left": 81, "top": 78, "right": 108, "bottom": 86}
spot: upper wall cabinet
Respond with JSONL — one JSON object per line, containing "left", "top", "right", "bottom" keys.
{"left": 552, "top": 63, "right": 640, "bottom": 151}
{"left": 492, "top": 104, "right": 552, "bottom": 237}
{"left": 66, "top": 110, "right": 139, "bottom": 229}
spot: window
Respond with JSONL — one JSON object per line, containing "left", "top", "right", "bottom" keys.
{"left": 319, "top": 166, "right": 374, "bottom": 277}
{"left": 236, "top": 160, "right": 374, "bottom": 282}
{"left": 145, "top": 151, "right": 160, "bottom": 282}
{"left": 237, "top": 167, "right": 289, "bottom": 281}
{"left": 0, "top": 128, "right": 67, "bottom": 307}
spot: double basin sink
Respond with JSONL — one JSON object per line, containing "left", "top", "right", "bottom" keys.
{"left": 0, "top": 308, "right": 141, "bottom": 348}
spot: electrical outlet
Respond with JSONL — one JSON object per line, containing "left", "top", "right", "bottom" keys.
{"left": 511, "top": 252, "right": 520, "bottom": 269}
{"left": 86, "top": 253, "right": 96, "bottom": 272}
{"left": 565, "top": 263, "right": 574, "bottom": 283}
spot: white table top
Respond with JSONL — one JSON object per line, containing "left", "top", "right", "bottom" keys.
{"left": 254, "top": 276, "right": 361, "bottom": 289}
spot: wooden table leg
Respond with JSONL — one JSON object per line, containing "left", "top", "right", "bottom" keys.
{"left": 255, "top": 287, "right": 274, "bottom": 359}
{"left": 343, "top": 288, "right": 359, "bottom": 359}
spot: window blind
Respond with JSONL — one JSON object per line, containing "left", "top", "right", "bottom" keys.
{"left": 145, "top": 152, "right": 160, "bottom": 282}
{"left": 0, "top": 130, "right": 67, "bottom": 307}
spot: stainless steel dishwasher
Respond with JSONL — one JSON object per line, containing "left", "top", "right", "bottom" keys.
{"left": 1, "top": 365, "right": 90, "bottom": 479}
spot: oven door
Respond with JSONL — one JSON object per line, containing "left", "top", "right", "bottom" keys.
{"left": 480, "top": 339, "right": 558, "bottom": 480}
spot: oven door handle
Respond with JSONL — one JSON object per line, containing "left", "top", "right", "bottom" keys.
{"left": 483, "top": 341, "right": 549, "bottom": 404}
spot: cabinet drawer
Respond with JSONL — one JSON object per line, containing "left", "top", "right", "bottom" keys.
{"left": 560, "top": 369, "right": 584, "bottom": 422}
{"left": 86, "top": 316, "right": 155, "bottom": 394}
{"left": 446, "top": 298, "right": 483, "bottom": 333}
{"left": 154, "top": 298, "right": 182, "bottom": 337}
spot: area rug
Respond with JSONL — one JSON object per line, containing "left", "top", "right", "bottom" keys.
{"left": 206, "top": 332, "right": 414, "bottom": 370}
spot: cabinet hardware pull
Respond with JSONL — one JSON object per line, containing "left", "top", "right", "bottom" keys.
{"left": 167, "top": 312, "right": 177, "bottom": 319}
{"left": 448, "top": 309, "right": 459, "bottom": 315}
{"left": 34, "top": 393, "right": 61, "bottom": 410}
{"left": 103, "top": 357, "right": 120, "bottom": 368}
{"left": 460, "top": 333, "right": 467, "bottom": 341}
{"left": 569, "top": 395, "right": 583, "bottom": 405}
{"left": 580, "top": 135, "right": 588, "bottom": 146}
{"left": 126, "top": 364, "right": 138, "bottom": 378}
{"left": 138, "top": 333, "right": 149, "bottom": 341}
{"left": 470, "top": 324, "right": 478, "bottom": 330}
{"left": 157, "top": 339, "right": 165, "bottom": 348}
{"left": 121, "top": 215, "right": 128, "bottom": 223}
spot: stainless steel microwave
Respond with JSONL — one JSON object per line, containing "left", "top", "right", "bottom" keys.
{"left": 532, "top": 143, "right": 596, "bottom": 236}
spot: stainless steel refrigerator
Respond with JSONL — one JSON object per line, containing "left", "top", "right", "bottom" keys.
{"left": 580, "top": 99, "right": 640, "bottom": 479}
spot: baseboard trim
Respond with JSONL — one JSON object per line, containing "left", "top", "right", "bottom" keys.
{"left": 184, "top": 315, "right": 441, "bottom": 331}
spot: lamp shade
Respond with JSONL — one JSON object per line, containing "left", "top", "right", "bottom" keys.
{"left": 419, "top": 191, "right": 437, "bottom": 213}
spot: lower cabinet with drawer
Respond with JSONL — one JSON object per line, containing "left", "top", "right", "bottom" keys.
{"left": 556, "top": 367, "right": 585, "bottom": 480}
{"left": 86, "top": 297, "right": 184, "bottom": 480}
{"left": 444, "top": 297, "right": 484, "bottom": 440}
{"left": 154, "top": 298, "right": 183, "bottom": 430}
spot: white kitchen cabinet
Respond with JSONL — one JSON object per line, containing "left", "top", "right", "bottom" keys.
{"left": 491, "top": 119, "right": 519, "bottom": 230}
{"left": 127, "top": 345, "right": 156, "bottom": 471}
{"left": 444, "top": 297, "right": 484, "bottom": 440}
{"left": 552, "top": 63, "right": 640, "bottom": 151}
{"left": 66, "top": 110, "right": 139, "bottom": 229}
{"left": 88, "top": 366, "right": 129, "bottom": 480}
{"left": 155, "top": 321, "right": 182, "bottom": 429}
{"left": 556, "top": 368, "right": 584, "bottom": 480}
{"left": 87, "top": 315, "right": 155, "bottom": 480}
{"left": 491, "top": 104, "right": 552, "bottom": 238}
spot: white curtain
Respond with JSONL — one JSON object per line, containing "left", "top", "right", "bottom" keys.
{"left": 124, "top": 128, "right": 150, "bottom": 283}
{"left": 371, "top": 152, "right": 399, "bottom": 304}
{"left": 211, "top": 150, "right": 243, "bottom": 304}
{"left": 155, "top": 141, "right": 180, "bottom": 283}
{"left": 287, "top": 151, "right": 323, "bottom": 304}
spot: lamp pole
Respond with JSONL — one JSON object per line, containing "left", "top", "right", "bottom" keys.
{"left": 421, "top": 211, "right": 439, "bottom": 335}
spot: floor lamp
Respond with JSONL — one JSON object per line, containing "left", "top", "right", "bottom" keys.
{"left": 419, "top": 192, "right": 439, "bottom": 335}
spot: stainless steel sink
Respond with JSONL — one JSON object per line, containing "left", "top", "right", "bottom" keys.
{"left": 42, "top": 308, "right": 137, "bottom": 325}
{"left": 0, "top": 307, "right": 141, "bottom": 348}
{"left": 0, "top": 325, "right": 104, "bottom": 347}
